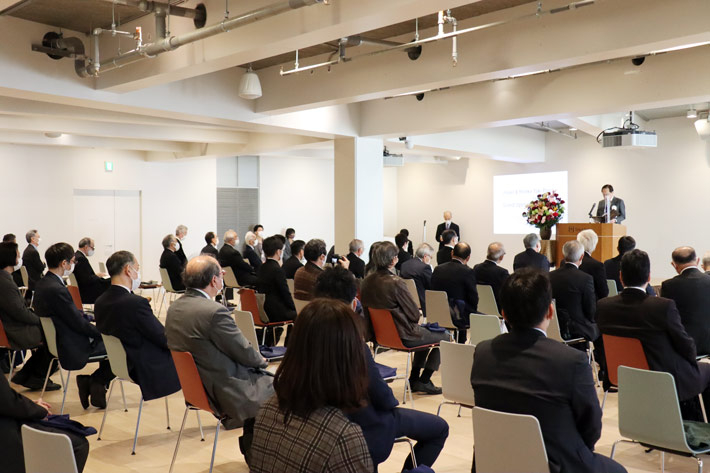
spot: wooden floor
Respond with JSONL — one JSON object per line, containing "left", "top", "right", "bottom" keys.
{"left": 14, "top": 302, "right": 703, "bottom": 473}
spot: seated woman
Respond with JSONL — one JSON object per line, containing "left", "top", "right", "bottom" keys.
{"left": 249, "top": 299, "right": 373, "bottom": 473}
{"left": 361, "top": 241, "right": 448, "bottom": 395}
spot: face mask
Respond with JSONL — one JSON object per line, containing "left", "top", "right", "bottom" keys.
{"left": 131, "top": 270, "right": 142, "bottom": 292}
{"left": 13, "top": 258, "right": 22, "bottom": 271}
{"left": 215, "top": 239, "right": 219, "bottom": 247}
{"left": 257, "top": 231, "right": 263, "bottom": 237}
{"left": 87, "top": 249, "right": 95, "bottom": 257}
{"left": 36, "top": 238, "right": 42, "bottom": 245}
{"left": 445, "top": 219, "right": 451, "bottom": 224}
{"left": 63, "top": 262, "right": 75, "bottom": 277}
{"left": 299, "top": 257, "right": 307, "bottom": 265}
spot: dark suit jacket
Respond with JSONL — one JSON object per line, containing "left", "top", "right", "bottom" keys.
{"left": 661, "top": 268, "right": 710, "bottom": 356}
{"left": 395, "top": 249, "right": 411, "bottom": 271}
{"left": 160, "top": 249, "right": 185, "bottom": 291}
{"left": 513, "top": 248, "right": 550, "bottom": 272}
{"left": 472, "top": 329, "right": 607, "bottom": 473}
{"left": 347, "top": 252, "right": 366, "bottom": 279}
{"left": 0, "top": 270, "right": 42, "bottom": 349}
{"left": 22, "top": 244, "right": 45, "bottom": 294}
{"left": 244, "top": 245, "right": 262, "bottom": 271}
{"left": 436, "top": 246, "right": 454, "bottom": 265}
{"left": 257, "top": 259, "right": 296, "bottom": 323}
{"left": 282, "top": 256, "right": 303, "bottom": 280}
{"left": 73, "top": 251, "right": 109, "bottom": 304}
{"left": 34, "top": 273, "right": 101, "bottom": 370}
{"left": 596, "top": 289, "right": 702, "bottom": 401}
{"left": 400, "top": 258, "right": 432, "bottom": 314}
{"left": 596, "top": 197, "right": 626, "bottom": 223}
{"left": 472, "top": 260, "right": 509, "bottom": 310}
{"left": 95, "top": 285, "right": 180, "bottom": 401}
{"left": 435, "top": 222, "right": 460, "bottom": 249}
{"left": 549, "top": 263, "right": 598, "bottom": 341}
{"left": 580, "top": 253, "right": 609, "bottom": 300}
{"left": 201, "top": 244, "right": 219, "bottom": 258}
{"left": 603, "top": 255, "right": 656, "bottom": 296}
{"left": 175, "top": 239, "right": 187, "bottom": 266}
{"left": 218, "top": 244, "right": 257, "bottom": 287}
{"left": 431, "top": 260, "right": 478, "bottom": 326}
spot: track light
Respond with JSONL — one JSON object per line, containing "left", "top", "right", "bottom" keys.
{"left": 687, "top": 107, "right": 698, "bottom": 119}
{"left": 44, "top": 132, "right": 62, "bottom": 138}
{"left": 238, "top": 66, "right": 262, "bottom": 100}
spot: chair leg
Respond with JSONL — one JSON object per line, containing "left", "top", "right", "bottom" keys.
{"left": 661, "top": 451, "right": 665, "bottom": 473}
{"left": 60, "top": 370, "right": 72, "bottom": 414}
{"left": 610, "top": 439, "right": 636, "bottom": 459}
{"left": 169, "top": 406, "right": 190, "bottom": 473}
{"left": 407, "top": 438, "right": 417, "bottom": 468}
{"left": 697, "top": 457, "right": 703, "bottom": 473}
{"left": 601, "top": 390, "right": 608, "bottom": 411}
{"left": 131, "top": 397, "right": 144, "bottom": 455}
{"left": 7, "top": 350, "right": 17, "bottom": 380}
{"left": 261, "top": 327, "right": 266, "bottom": 346}
{"left": 39, "top": 357, "right": 56, "bottom": 399}
{"left": 457, "top": 405, "right": 463, "bottom": 417}
{"left": 98, "top": 378, "right": 118, "bottom": 440}
{"left": 208, "top": 420, "right": 222, "bottom": 473}
{"left": 699, "top": 394, "right": 708, "bottom": 423}
{"left": 197, "top": 410, "right": 205, "bottom": 441}
{"left": 120, "top": 380, "right": 127, "bottom": 412}
{"left": 402, "top": 352, "right": 413, "bottom": 405}
{"left": 165, "top": 396, "right": 171, "bottom": 430}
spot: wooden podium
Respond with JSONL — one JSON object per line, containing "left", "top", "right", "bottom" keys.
{"left": 554, "top": 223, "right": 626, "bottom": 267}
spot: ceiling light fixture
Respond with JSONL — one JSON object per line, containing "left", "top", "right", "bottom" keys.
{"left": 238, "top": 66, "right": 262, "bottom": 100}
{"left": 507, "top": 69, "right": 550, "bottom": 79}
{"left": 44, "top": 132, "right": 63, "bottom": 138}
{"left": 687, "top": 107, "right": 698, "bottom": 119}
{"left": 569, "top": 127, "right": 578, "bottom": 131}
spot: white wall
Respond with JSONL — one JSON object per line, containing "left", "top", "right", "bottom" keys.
{"left": 393, "top": 117, "right": 710, "bottom": 280}
{"left": 0, "top": 144, "right": 216, "bottom": 281}
{"left": 383, "top": 167, "right": 399, "bottom": 236}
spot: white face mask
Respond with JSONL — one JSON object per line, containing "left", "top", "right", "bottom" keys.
{"left": 131, "top": 270, "right": 141, "bottom": 292}
{"left": 36, "top": 237, "right": 42, "bottom": 245}
{"left": 214, "top": 239, "right": 219, "bottom": 247}
{"left": 87, "top": 249, "right": 95, "bottom": 257}
{"left": 13, "top": 258, "right": 22, "bottom": 271}
{"left": 445, "top": 219, "right": 451, "bottom": 224}
{"left": 299, "top": 257, "right": 307, "bottom": 265}
{"left": 63, "top": 262, "right": 75, "bottom": 277}
{"left": 257, "top": 231, "right": 263, "bottom": 237}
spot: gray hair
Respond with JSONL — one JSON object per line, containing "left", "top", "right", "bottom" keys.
{"left": 183, "top": 256, "right": 221, "bottom": 290}
{"left": 415, "top": 243, "right": 434, "bottom": 259}
{"left": 523, "top": 233, "right": 540, "bottom": 249}
{"left": 175, "top": 225, "right": 188, "bottom": 236}
{"left": 577, "top": 229, "right": 598, "bottom": 254}
{"left": 223, "top": 229, "right": 237, "bottom": 244}
{"left": 563, "top": 240, "right": 585, "bottom": 263}
{"left": 162, "top": 234, "right": 176, "bottom": 250}
{"left": 702, "top": 251, "right": 710, "bottom": 270}
{"left": 245, "top": 231, "right": 257, "bottom": 245}
{"left": 25, "top": 229, "right": 38, "bottom": 244}
{"left": 349, "top": 239, "right": 364, "bottom": 253}
{"left": 106, "top": 250, "right": 136, "bottom": 277}
{"left": 371, "top": 241, "right": 398, "bottom": 270}
{"left": 78, "top": 237, "right": 92, "bottom": 249}
{"left": 486, "top": 242, "right": 505, "bottom": 261}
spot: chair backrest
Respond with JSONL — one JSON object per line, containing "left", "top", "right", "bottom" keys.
{"left": 425, "top": 290, "right": 456, "bottom": 329}
{"left": 171, "top": 351, "right": 215, "bottom": 414}
{"left": 294, "top": 298, "right": 309, "bottom": 315}
{"left": 20, "top": 266, "right": 29, "bottom": 286}
{"left": 0, "top": 318, "right": 12, "bottom": 348}
{"left": 617, "top": 366, "right": 691, "bottom": 453}
{"left": 603, "top": 334, "right": 649, "bottom": 386}
{"left": 66, "top": 285, "right": 83, "bottom": 311}
{"left": 286, "top": 279, "right": 295, "bottom": 295}
{"left": 607, "top": 279, "right": 619, "bottom": 297}
{"left": 67, "top": 273, "right": 78, "bottom": 287}
{"left": 439, "top": 341, "right": 475, "bottom": 406}
{"left": 99, "top": 262, "right": 107, "bottom": 274}
{"left": 39, "top": 317, "right": 59, "bottom": 358}
{"left": 473, "top": 407, "right": 550, "bottom": 473}
{"left": 476, "top": 284, "right": 500, "bottom": 317}
{"left": 403, "top": 278, "right": 420, "bottom": 309}
{"left": 368, "top": 308, "right": 407, "bottom": 350}
{"left": 159, "top": 267, "right": 177, "bottom": 293}
{"left": 234, "top": 310, "right": 260, "bottom": 349}
{"left": 240, "top": 289, "right": 269, "bottom": 325}
{"left": 22, "top": 424, "right": 78, "bottom": 473}
{"left": 223, "top": 266, "right": 240, "bottom": 289}
{"left": 101, "top": 334, "right": 134, "bottom": 382}
{"left": 546, "top": 300, "right": 564, "bottom": 343}
{"left": 468, "top": 314, "right": 503, "bottom": 346}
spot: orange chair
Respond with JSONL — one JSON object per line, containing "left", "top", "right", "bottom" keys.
{"left": 368, "top": 307, "right": 440, "bottom": 405}
{"left": 66, "top": 286, "right": 83, "bottom": 312}
{"left": 169, "top": 351, "right": 225, "bottom": 473}
{"left": 239, "top": 288, "right": 293, "bottom": 345}
{"left": 0, "top": 318, "right": 23, "bottom": 380}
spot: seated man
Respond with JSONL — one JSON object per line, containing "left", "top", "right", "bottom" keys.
{"left": 577, "top": 229, "right": 609, "bottom": 300}
{"left": 282, "top": 228, "right": 295, "bottom": 261}
{"left": 22, "top": 229, "right": 45, "bottom": 300}
{"left": 0, "top": 242, "right": 58, "bottom": 391}
{"left": 282, "top": 240, "right": 305, "bottom": 280}
{"left": 473, "top": 242, "right": 509, "bottom": 311}
{"left": 400, "top": 243, "right": 434, "bottom": 315}
{"left": 436, "top": 230, "right": 458, "bottom": 265}
{"left": 166, "top": 256, "right": 274, "bottom": 429}
{"left": 257, "top": 236, "right": 297, "bottom": 344}
{"left": 512, "top": 233, "right": 550, "bottom": 272}
{"left": 218, "top": 230, "right": 257, "bottom": 288}
{"left": 346, "top": 239, "right": 366, "bottom": 279}
{"left": 244, "top": 231, "right": 263, "bottom": 271}
{"left": 94, "top": 250, "right": 181, "bottom": 402}
{"left": 201, "top": 231, "right": 219, "bottom": 257}
{"left": 315, "top": 266, "right": 448, "bottom": 470}
{"left": 597, "top": 249, "right": 710, "bottom": 419}
{"left": 2, "top": 234, "right": 15, "bottom": 243}
{"left": 294, "top": 239, "right": 327, "bottom": 301}
{"left": 661, "top": 246, "right": 710, "bottom": 356}
{"left": 394, "top": 233, "right": 411, "bottom": 271}
{"left": 174, "top": 225, "right": 188, "bottom": 266}
{"left": 471, "top": 268, "right": 626, "bottom": 473}
{"left": 33, "top": 243, "right": 114, "bottom": 409}
{"left": 604, "top": 236, "right": 656, "bottom": 296}
{"left": 73, "top": 237, "right": 110, "bottom": 304}
{"left": 703, "top": 251, "right": 710, "bottom": 275}
{"left": 159, "top": 234, "right": 186, "bottom": 291}
{"left": 431, "top": 242, "right": 478, "bottom": 343}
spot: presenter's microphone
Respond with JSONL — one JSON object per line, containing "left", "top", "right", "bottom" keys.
{"left": 423, "top": 220, "right": 426, "bottom": 226}
{"left": 588, "top": 203, "right": 596, "bottom": 217}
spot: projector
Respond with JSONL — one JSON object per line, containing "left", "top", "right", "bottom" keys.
{"left": 601, "top": 129, "right": 657, "bottom": 148}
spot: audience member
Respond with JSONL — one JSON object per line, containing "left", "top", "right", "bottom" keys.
{"left": 394, "top": 233, "right": 412, "bottom": 271}
{"left": 73, "top": 237, "right": 110, "bottom": 304}
{"left": 3, "top": 233, "right": 15, "bottom": 243}
{"left": 253, "top": 224, "right": 265, "bottom": 261}
{"left": 282, "top": 228, "right": 295, "bottom": 261}
{"left": 249, "top": 299, "right": 372, "bottom": 473}
{"left": 400, "top": 243, "right": 434, "bottom": 315}
{"left": 604, "top": 236, "right": 656, "bottom": 296}
{"left": 702, "top": 251, "right": 710, "bottom": 274}
{"left": 0, "top": 242, "right": 58, "bottom": 391}
{"left": 159, "top": 234, "right": 185, "bottom": 291}
{"left": 244, "top": 231, "right": 263, "bottom": 270}
{"left": 201, "top": 231, "right": 219, "bottom": 257}
{"left": 471, "top": 268, "right": 626, "bottom": 473}
{"left": 166, "top": 256, "right": 274, "bottom": 429}
{"left": 219, "top": 230, "right": 257, "bottom": 287}
{"left": 347, "top": 239, "right": 366, "bottom": 279}
{"left": 364, "top": 241, "right": 385, "bottom": 277}
{"left": 512, "top": 233, "right": 550, "bottom": 272}
{"left": 400, "top": 228, "right": 414, "bottom": 256}
{"left": 282, "top": 239, "right": 305, "bottom": 279}
{"left": 314, "top": 267, "right": 449, "bottom": 469}
{"left": 294, "top": 239, "right": 327, "bottom": 301}
{"left": 473, "top": 242, "right": 509, "bottom": 310}
{"left": 435, "top": 211, "right": 460, "bottom": 250}
{"left": 660, "top": 247, "right": 710, "bottom": 356}
{"left": 94, "top": 250, "right": 180, "bottom": 401}
{"left": 22, "top": 229, "right": 45, "bottom": 300}
{"left": 33, "top": 243, "right": 114, "bottom": 409}
{"left": 577, "top": 229, "right": 609, "bottom": 299}
{"left": 361, "top": 242, "right": 447, "bottom": 394}
{"left": 174, "top": 224, "right": 188, "bottom": 266}
{"left": 431, "top": 242, "right": 478, "bottom": 343}
{"left": 436, "top": 229, "right": 458, "bottom": 265}
{"left": 257, "top": 236, "right": 297, "bottom": 345}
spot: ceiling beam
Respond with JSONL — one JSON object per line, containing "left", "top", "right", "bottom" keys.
{"left": 0, "top": 130, "right": 200, "bottom": 152}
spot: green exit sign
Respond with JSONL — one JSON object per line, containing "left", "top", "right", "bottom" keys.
{"left": 104, "top": 161, "right": 114, "bottom": 172}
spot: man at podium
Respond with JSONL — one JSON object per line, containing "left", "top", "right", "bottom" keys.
{"left": 595, "top": 184, "right": 625, "bottom": 223}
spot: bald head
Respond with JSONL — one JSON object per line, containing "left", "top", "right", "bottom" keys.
{"left": 671, "top": 246, "right": 698, "bottom": 273}
{"left": 184, "top": 256, "right": 222, "bottom": 295}
{"left": 443, "top": 211, "right": 452, "bottom": 221}
{"left": 453, "top": 242, "right": 471, "bottom": 263}
{"left": 486, "top": 242, "right": 505, "bottom": 262}
{"left": 223, "top": 229, "right": 237, "bottom": 245}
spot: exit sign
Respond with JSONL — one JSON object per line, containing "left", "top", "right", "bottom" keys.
{"left": 104, "top": 161, "right": 114, "bottom": 172}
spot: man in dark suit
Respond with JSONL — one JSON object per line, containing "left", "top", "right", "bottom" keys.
{"left": 597, "top": 249, "right": 710, "bottom": 417}
{"left": 661, "top": 247, "right": 710, "bottom": 356}
{"left": 257, "top": 237, "right": 297, "bottom": 346}
{"left": 294, "top": 239, "right": 327, "bottom": 301}
{"left": 603, "top": 235, "right": 657, "bottom": 296}
{"left": 394, "top": 233, "right": 412, "bottom": 271}
{"left": 175, "top": 224, "right": 188, "bottom": 266}
{"left": 471, "top": 269, "right": 626, "bottom": 473}
{"left": 244, "top": 231, "right": 263, "bottom": 271}
{"left": 94, "top": 250, "right": 181, "bottom": 402}
{"left": 702, "top": 251, "right": 710, "bottom": 275}
{"left": 431, "top": 242, "right": 478, "bottom": 342}
{"left": 400, "top": 243, "right": 434, "bottom": 315}
{"left": 596, "top": 184, "right": 626, "bottom": 224}
{"left": 400, "top": 229, "right": 414, "bottom": 257}
{"left": 577, "top": 229, "right": 609, "bottom": 300}
{"left": 434, "top": 211, "right": 460, "bottom": 250}
{"left": 22, "top": 229, "right": 45, "bottom": 300}
{"left": 473, "top": 242, "right": 509, "bottom": 311}
{"left": 346, "top": 239, "right": 366, "bottom": 279}
{"left": 218, "top": 230, "right": 257, "bottom": 287}
{"left": 549, "top": 241, "right": 598, "bottom": 342}
{"left": 513, "top": 233, "right": 550, "bottom": 272}
{"left": 283, "top": 240, "right": 305, "bottom": 280}
{"left": 73, "top": 237, "right": 110, "bottom": 304}
{"left": 436, "top": 229, "right": 458, "bottom": 265}
{"left": 159, "top": 234, "right": 185, "bottom": 291}
{"left": 33, "top": 243, "right": 114, "bottom": 409}
{"left": 201, "top": 231, "right": 219, "bottom": 257}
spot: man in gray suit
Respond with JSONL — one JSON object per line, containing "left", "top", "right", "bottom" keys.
{"left": 165, "top": 255, "right": 274, "bottom": 429}
{"left": 596, "top": 184, "right": 626, "bottom": 223}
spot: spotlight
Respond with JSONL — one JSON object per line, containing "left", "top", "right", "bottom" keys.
{"left": 44, "top": 132, "right": 62, "bottom": 138}
{"left": 631, "top": 56, "right": 645, "bottom": 66}
{"left": 238, "top": 66, "right": 262, "bottom": 100}
{"left": 415, "top": 93, "right": 425, "bottom": 101}
{"left": 687, "top": 107, "right": 698, "bottom": 119}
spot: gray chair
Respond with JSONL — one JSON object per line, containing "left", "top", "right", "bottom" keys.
{"left": 21, "top": 424, "right": 78, "bottom": 473}
{"left": 294, "top": 298, "right": 309, "bottom": 316}
{"left": 473, "top": 406, "right": 550, "bottom": 473}
{"left": 468, "top": 313, "right": 503, "bottom": 346}
{"left": 424, "top": 290, "right": 457, "bottom": 340}
{"left": 234, "top": 310, "right": 285, "bottom": 361}
{"left": 18, "top": 265, "right": 28, "bottom": 298}
{"left": 547, "top": 300, "right": 599, "bottom": 387}
{"left": 158, "top": 267, "right": 185, "bottom": 315}
{"left": 403, "top": 278, "right": 421, "bottom": 310}
{"left": 607, "top": 279, "right": 618, "bottom": 297}
{"left": 437, "top": 341, "right": 475, "bottom": 416}
{"left": 476, "top": 284, "right": 501, "bottom": 317}
{"left": 286, "top": 278, "right": 295, "bottom": 295}
{"left": 221, "top": 266, "right": 241, "bottom": 307}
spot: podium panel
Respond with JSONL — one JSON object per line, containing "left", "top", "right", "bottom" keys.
{"left": 554, "top": 223, "right": 626, "bottom": 268}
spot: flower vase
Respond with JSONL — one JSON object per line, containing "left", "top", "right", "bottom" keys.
{"left": 539, "top": 226, "right": 552, "bottom": 240}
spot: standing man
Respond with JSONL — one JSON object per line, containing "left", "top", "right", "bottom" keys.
{"left": 74, "top": 237, "right": 110, "bottom": 304}
{"left": 596, "top": 184, "right": 626, "bottom": 224}
{"left": 175, "top": 225, "right": 188, "bottom": 266}
{"left": 22, "top": 229, "right": 45, "bottom": 300}
{"left": 434, "top": 211, "right": 460, "bottom": 250}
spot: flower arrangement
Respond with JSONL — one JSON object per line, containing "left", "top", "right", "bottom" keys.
{"left": 523, "top": 191, "right": 566, "bottom": 229}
